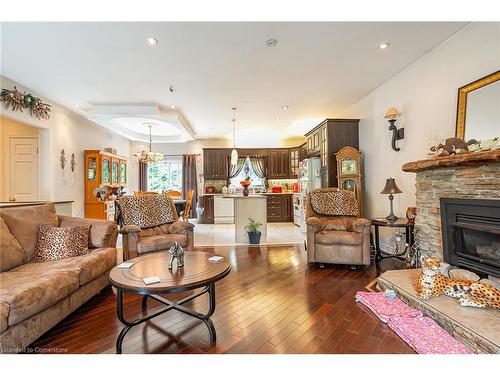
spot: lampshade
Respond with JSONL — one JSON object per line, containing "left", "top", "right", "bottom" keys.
{"left": 384, "top": 107, "right": 401, "bottom": 119}
{"left": 380, "top": 178, "right": 402, "bottom": 195}
{"left": 230, "top": 148, "right": 238, "bottom": 166}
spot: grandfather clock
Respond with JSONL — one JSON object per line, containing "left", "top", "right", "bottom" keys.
{"left": 335, "top": 146, "right": 363, "bottom": 217}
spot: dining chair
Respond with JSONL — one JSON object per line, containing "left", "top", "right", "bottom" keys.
{"left": 180, "top": 190, "right": 194, "bottom": 221}
{"left": 166, "top": 190, "right": 182, "bottom": 199}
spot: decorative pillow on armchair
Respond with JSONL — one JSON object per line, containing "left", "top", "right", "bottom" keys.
{"left": 116, "top": 194, "right": 177, "bottom": 229}
{"left": 310, "top": 188, "right": 359, "bottom": 216}
{"left": 31, "top": 224, "right": 90, "bottom": 263}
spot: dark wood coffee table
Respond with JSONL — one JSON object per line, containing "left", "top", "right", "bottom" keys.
{"left": 109, "top": 251, "right": 231, "bottom": 354}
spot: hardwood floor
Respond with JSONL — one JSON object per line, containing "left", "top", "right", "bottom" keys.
{"left": 29, "top": 245, "right": 414, "bottom": 354}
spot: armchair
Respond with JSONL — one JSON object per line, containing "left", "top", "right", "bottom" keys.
{"left": 305, "top": 188, "right": 371, "bottom": 266}
{"left": 116, "top": 194, "right": 194, "bottom": 260}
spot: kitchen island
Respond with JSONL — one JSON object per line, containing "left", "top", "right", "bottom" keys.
{"left": 222, "top": 195, "right": 267, "bottom": 243}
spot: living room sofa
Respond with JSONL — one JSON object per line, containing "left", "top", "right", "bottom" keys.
{"left": 0, "top": 203, "right": 118, "bottom": 352}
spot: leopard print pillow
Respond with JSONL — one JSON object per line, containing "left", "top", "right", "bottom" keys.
{"left": 310, "top": 188, "right": 359, "bottom": 216}
{"left": 117, "top": 194, "right": 176, "bottom": 229}
{"left": 31, "top": 224, "right": 90, "bottom": 263}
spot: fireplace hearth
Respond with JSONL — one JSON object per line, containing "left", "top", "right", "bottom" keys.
{"left": 441, "top": 198, "right": 500, "bottom": 277}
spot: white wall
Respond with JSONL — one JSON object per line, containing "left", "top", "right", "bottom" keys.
{"left": 340, "top": 22, "right": 500, "bottom": 228}
{"left": 0, "top": 75, "right": 131, "bottom": 217}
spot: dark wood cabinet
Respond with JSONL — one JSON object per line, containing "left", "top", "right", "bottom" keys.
{"left": 299, "top": 143, "right": 307, "bottom": 163}
{"left": 198, "top": 195, "right": 214, "bottom": 224}
{"left": 305, "top": 119, "right": 359, "bottom": 188}
{"left": 203, "top": 149, "right": 229, "bottom": 180}
{"left": 266, "top": 194, "right": 293, "bottom": 222}
{"left": 268, "top": 149, "right": 290, "bottom": 179}
{"left": 289, "top": 147, "right": 300, "bottom": 178}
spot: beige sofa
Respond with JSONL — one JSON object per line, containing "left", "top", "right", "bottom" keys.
{"left": 305, "top": 189, "right": 371, "bottom": 266}
{"left": 0, "top": 203, "right": 118, "bottom": 352}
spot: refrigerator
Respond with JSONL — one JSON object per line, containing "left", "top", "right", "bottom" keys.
{"left": 298, "top": 157, "right": 321, "bottom": 232}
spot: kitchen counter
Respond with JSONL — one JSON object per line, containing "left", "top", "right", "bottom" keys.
{"left": 221, "top": 194, "right": 268, "bottom": 199}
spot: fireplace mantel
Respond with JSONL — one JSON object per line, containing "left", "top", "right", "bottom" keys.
{"left": 402, "top": 150, "right": 500, "bottom": 173}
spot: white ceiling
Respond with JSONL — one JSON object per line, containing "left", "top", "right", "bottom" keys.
{"left": 0, "top": 22, "right": 468, "bottom": 144}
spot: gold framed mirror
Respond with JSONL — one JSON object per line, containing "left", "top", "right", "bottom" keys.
{"left": 455, "top": 70, "right": 499, "bottom": 140}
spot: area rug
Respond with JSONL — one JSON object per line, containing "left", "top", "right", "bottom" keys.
{"left": 355, "top": 291, "right": 473, "bottom": 354}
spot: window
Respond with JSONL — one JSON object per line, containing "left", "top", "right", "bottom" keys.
{"left": 147, "top": 157, "right": 183, "bottom": 192}
{"left": 230, "top": 157, "right": 265, "bottom": 188}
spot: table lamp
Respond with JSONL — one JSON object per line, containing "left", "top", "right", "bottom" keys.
{"left": 380, "top": 178, "right": 402, "bottom": 221}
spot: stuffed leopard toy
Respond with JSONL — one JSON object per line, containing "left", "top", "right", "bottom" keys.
{"left": 416, "top": 256, "right": 500, "bottom": 309}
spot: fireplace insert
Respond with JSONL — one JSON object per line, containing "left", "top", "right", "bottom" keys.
{"left": 440, "top": 198, "right": 500, "bottom": 277}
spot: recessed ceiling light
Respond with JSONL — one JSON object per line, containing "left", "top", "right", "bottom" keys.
{"left": 282, "top": 105, "right": 289, "bottom": 110}
{"left": 146, "top": 37, "right": 159, "bottom": 46}
{"left": 275, "top": 117, "right": 281, "bottom": 121}
{"left": 379, "top": 42, "right": 391, "bottom": 50}
{"left": 170, "top": 105, "right": 176, "bottom": 109}
{"left": 266, "top": 39, "right": 278, "bottom": 47}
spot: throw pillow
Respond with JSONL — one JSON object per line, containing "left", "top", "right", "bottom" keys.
{"left": 117, "top": 194, "right": 176, "bottom": 228}
{"left": 31, "top": 224, "right": 90, "bottom": 263}
{"left": 0, "top": 217, "right": 28, "bottom": 272}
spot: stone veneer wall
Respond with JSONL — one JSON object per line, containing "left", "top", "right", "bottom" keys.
{"left": 413, "top": 162, "right": 500, "bottom": 258}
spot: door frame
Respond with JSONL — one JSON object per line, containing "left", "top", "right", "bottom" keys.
{"left": 8, "top": 135, "right": 42, "bottom": 201}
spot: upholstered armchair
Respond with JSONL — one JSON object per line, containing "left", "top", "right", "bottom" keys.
{"left": 116, "top": 194, "right": 194, "bottom": 260}
{"left": 305, "top": 188, "right": 371, "bottom": 266}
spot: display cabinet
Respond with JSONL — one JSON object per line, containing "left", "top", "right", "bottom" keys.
{"left": 84, "top": 150, "right": 128, "bottom": 220}
{"left": 335, "top": 146, "right": 363, "bottom": 217}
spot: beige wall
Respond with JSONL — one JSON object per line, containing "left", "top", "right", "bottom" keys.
{"left": 0, "top": 116, "right": 47, "bottom": 201}
{"left": 339, "top": 22, "right": 499, "bottom": 249}
{"left": 0, "top": 76, "right": 131, "bottom": 217}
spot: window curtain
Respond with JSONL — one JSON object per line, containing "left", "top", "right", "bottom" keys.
{"left": 182, "top": 154, "right": 198, "bottom": 218}
{"left": 138, "top": 162, "right": 148, "bottom": 191}
{"left": 250, "top": 156, "right": 266, "bottom": 179}
{"left": 228, "top": 157, "right": 245, "bottom": 179}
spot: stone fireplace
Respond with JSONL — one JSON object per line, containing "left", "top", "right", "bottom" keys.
{"left": 440, "top": 198, "right": 500, "bottom": 277}
{"left": 402, "top": 150, "right": 500, "bottom": 262}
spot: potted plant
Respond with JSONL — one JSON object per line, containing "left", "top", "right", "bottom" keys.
{"left": 245, "top": 218, "right": 263, "bottom": 244}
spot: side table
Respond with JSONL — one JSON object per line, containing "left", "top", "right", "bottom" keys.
{"left": 371, "top": 218, "right": 415, "bottom": 265}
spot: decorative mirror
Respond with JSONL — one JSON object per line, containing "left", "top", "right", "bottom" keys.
{"left": 455, "top": 70, "right": 499, "bottom": 140}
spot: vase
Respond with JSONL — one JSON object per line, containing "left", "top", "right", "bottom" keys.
{"left": 242, "top": 188, "right": 249, "bottom": 197}
{"left": 247, "top": 231, "right": 261, "bottom": 244}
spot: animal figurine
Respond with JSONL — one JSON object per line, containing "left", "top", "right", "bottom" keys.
{"left": 416, "top": 256, "right": 472, "bottom": 300}
{"left": 168, "top": 241, "right": 184, "bottom": 269}
{"left": 416, "top": 256, "right": 500, "bottom": 309}
{"left": 430, "top": 137, "right": 479, "bottom": 157}
{"left": 459, "top": 282, "right": 500, "bottom": 309}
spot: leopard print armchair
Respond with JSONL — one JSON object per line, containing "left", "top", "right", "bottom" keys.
{"left": 116, "top": 194, "right": 194, "bottom": 260}
{"left": 305, "top": 188, "right": 371, "bottom": 266}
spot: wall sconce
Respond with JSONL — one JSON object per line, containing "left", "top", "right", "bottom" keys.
{"left": 384, "top": 108, "right": 404, "bottom": 151}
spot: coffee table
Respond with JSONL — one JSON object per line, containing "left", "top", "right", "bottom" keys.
{"left": 109, "top": 251, "right": 231, "bottom": 354}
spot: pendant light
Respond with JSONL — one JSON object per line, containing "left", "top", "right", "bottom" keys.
{"left": 230, "top": 107, "right": 238, "bottom": 166}
{"left": 134, "top": 124, "right": 164, "bottom": 164}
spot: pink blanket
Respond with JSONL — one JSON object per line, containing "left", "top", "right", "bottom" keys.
{"left": 355, "top": 291, "right": 473, "bottom": 354}
{"left": 388, "top": 315, "right": 473, "bottom": 354}
{"left": 355, "top": 291, "right": 422, "bottom": 323}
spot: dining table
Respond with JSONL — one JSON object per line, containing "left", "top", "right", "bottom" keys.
{"left": 172, "top": 198, "right": 187, "bottom": 216}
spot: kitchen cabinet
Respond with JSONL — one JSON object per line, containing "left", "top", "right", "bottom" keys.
{"left": 266, "top": 194, "right": 293, "bottom": 222}
{"left": 268, "top": 149, "right": 290, "bottom": 179}
{"left": 289, "top": 147, "right": 300, "bottom": 178}
{"left": 203, "top": 149, "right": 229, "bottom": 180}
{"left": 198, "top": 195, "right": 214, "bottom": 224}
{"left": 299, "top": 143, "right": 307, "bottom": 163}
{"left": 305, "top": 119, "right": 359, "bottom": 187}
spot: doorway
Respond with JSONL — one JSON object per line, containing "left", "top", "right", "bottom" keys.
{"left": 8, "top": 136, "right": 40, "bottom": 201}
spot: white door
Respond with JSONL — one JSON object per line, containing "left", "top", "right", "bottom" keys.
{"left": 9, "top": 137, "right": 39, "bottom": 201}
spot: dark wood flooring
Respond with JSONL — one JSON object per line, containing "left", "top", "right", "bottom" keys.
{"left": 29, "top": 245, "right": 414, "bottom": 354}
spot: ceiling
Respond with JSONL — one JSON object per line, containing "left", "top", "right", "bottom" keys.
{"left": 0, "top": 22, "right": 468, "bottom": 144}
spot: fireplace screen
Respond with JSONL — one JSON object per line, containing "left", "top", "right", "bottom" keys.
{"left": 453, "top": 223, "right": 500, "bottom": 266}
{"left": 441, "top": 198, "right": 500, "bottom": 277}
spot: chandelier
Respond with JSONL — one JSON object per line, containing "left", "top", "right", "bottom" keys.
{"left": 134, "top": 124, "right": 164, "bottom": 164}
